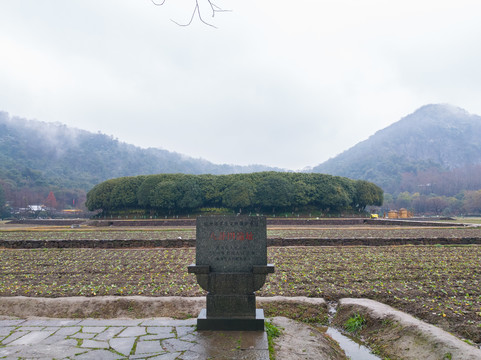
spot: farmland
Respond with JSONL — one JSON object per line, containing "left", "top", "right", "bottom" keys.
{"left": 0, "top": 223, "right": 480, "bottom": 346}
{"left": 1, "top": 225, "right": 481, "bottom": 241}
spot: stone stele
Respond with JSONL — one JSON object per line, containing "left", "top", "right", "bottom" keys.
{"left": 188, "top": 215, "right": 274, "bottom": 331}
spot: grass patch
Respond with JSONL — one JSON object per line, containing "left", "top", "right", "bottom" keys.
{"left": 344, "top": 313, "right": 366, "bottom": 333}
{"left": 265, "top": 321, "right": 282, "bottom": 360}
{"left": 262, "top": 303, "right": 328, "bottom": 325}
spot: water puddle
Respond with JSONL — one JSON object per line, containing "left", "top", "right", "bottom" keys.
{"left": 325, "top": 327, "right": 380, "bottom": 360}
{"left": 323, "top": 302, "right": 381, "bottom": 360}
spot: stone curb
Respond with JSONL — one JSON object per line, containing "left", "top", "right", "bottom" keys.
{"left": 336, "top": 298, "right": 481, "bottom": 360}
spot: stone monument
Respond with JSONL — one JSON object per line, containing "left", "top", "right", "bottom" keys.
{"left": 188, "top": 215, "right": 274, "bottom": 330}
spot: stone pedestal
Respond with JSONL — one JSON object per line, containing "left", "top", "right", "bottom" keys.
{"left": 197, "top": 308, "right": 266, "bottom": 331}
{"left": 188, "top": 215, "right": 274, "bottom": 331}
{"left": 207, "top": 294, "right": 256, "bottom": 317}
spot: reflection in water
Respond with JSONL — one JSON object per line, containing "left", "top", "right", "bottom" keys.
{"left": 325, "top": 327, "right": 381, "bottom": 360}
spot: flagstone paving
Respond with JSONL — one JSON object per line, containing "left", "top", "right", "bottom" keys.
{"left": 0, "top": 318, "right": 269, "bottom": 359}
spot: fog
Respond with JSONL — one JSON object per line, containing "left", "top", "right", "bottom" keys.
{"left": 1, "top": 0, "right": 481, "bottom": 169}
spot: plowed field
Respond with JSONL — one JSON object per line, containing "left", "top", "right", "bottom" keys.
{"left": 1, "top": 223, "right": 480, "bottom": 345}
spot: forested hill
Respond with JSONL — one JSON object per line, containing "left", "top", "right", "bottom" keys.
{"left": 312, "top": 104, "right": 481, "bottom": 196}
{"left": 0, "top": 112, "right": 280, "bottom": 207}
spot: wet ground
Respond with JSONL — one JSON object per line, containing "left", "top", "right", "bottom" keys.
{"left": 0, "top": 317, "right": 269, "bottom": 359}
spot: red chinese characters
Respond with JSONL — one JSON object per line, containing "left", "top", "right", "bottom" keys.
{"left": 210, "top": 232, "right": 254, "bottom": 241}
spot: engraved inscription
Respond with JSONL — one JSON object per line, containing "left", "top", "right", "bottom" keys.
{"left": 196, "top": 215, "right": 267, "bottom": 272}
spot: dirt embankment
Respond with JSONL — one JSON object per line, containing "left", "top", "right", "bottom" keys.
{"left": 270, "top": 316, "right": 347, "bottom": 360}
{"left": 0, "top": 296, "right": 328, "bottom": 323}
{"left": 333, "top": 298, "right": 481, "bottom": 360}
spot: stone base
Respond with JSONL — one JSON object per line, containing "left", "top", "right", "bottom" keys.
{"left": 206, "top": 293, "right": 256, "bottom": 318}
{"left": 196, "top": 309, "right": 266, "bottom": 331}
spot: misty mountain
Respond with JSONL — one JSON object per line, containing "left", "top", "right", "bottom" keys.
{"left": 312, "top": 104, "right": 481, "bottom": 195}
{"left": 0, "top": 111, "right": 281, "bottom": 194}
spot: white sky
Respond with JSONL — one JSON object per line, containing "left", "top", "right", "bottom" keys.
{"left": 1, "top": 0, "right": 481, "bottom": 170}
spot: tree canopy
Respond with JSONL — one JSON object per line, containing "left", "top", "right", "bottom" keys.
{"left": 0, "top": 184, "right": 5, "bottom": 211}
{"left": 0, "top": 184, "right": 10, "bottom": 219}
{"left": 86, "top": 172, "right": 383, "bottom": 215}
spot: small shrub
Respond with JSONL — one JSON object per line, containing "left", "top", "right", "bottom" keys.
{"left": 344, "top": 313, "right": 366, "bottom": 333}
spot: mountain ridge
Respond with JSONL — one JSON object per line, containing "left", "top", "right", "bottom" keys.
{"left": 3, "top": 104, "right": 481, "bottom": 209}
{"left": 0, "top": 111, "right": 281, "bottom": 207}
{"left": 312, "top": 104, "right": 481, "bottom": 194}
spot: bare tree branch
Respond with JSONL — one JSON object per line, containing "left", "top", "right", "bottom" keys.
{"left": 173, "top": 2, "right": 217, "bottom": 28}
{"left": 152, "top": 0, "right": 229, "bottom": 28}
{"left": 151, "top": 0, "right": 166, "bottom": 6}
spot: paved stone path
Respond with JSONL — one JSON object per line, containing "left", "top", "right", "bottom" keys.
{"left": 0, "top": 318, "right": 269, "bottom": 359}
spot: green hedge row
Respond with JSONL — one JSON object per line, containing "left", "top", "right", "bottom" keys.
{"left": 86, "top": 172, "right": 383, "bottom": 214}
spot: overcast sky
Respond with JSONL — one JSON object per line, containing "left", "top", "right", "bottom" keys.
{"left": 1, "top": 1, "right": 481, "bottom": 170}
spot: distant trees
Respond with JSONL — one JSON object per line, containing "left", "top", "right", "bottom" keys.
{"left": 463, "top": 190, "right": 481, "bottom": 214}
{"left": 221, "top": 179, "right": 254, "bottom": 212}
{"left": 254, "top": 173, "right": 293, "bottom": 212}
{"left": 0, "top": 184, "right": 7, "bottom": 218}
{"left": 398, "top": 165, "right": 481, "bottom": 197}
{"left": 86, "top": 172, "right": 384, "bottom": 215}
{"left": 353, "top": 180, "right": 384, "bottom": 211}
{"left": 44, "top": 191, "right": 58, "bottom": 209}
{"left": 0, "top": 185, "right": 5, "bottom": 208}
{"left": 381, "top": 190, "right": 481, "bottom": 216}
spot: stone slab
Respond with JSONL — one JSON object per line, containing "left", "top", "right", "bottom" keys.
{"left": 109, "top": 337, "right": 136, "bottom": 356}
{"left": 81, "top": 339, "right": 110, "bottom": 349}
{"left": 0, "top": 326, "right": 15, "bottom": 336}
{"left": 206, "top": 293, "right": 256, "bottom": 317}
{"left": 190, "top": 329, "right": 269, "bottom": 359}
{"left": 0, "top": 319, "right": 25, "bottom": 326}
{"left": 118, "top": 326, "right": 146, "bottom": 337}
{"left": 83, "top": 326, "right": 107, "bottom": 333}
{"left": 147, "top": 326, "right": 175, "bottom": 336}
{"left": 135, "top": 340, "right": 164, "bottom": 354}
{"left": 195, "top": 215, "right": 267, "bottom": 272}
{"left": 94, "top": 326, "right": 124, "bottom": 340}
{"left": 141, "top": 318, "right": 197, "bottom": 327}
{"left": 75, "top": 349, "right": 121, "bottom": 359}
{"left": 197, "top": 309, "right": 266, "bottom": 331}
{"left": 73, "top": 332, "right": 96, "bottom": 339}
{"left": 78, "top": 319, "right": 142, "bottom": 327}
{"left": 21, "top": 318, "right": 81, "bottom": 326}
{"left": 8, "top": 330, "right": 55, "bottom": 345}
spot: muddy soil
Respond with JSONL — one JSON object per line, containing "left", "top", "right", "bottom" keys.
{"left": 270, "top": 316, "right": 347, "bottom": 360}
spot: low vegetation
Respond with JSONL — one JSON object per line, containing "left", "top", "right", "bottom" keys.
{"left": 1, "top": 225, "right": 481, "bottom": 241}
{"left": 344, "top": 313, "right": 366, "bottom": 333}
{"left": 265, "top": 321, "right": 282, "bottom": 360}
